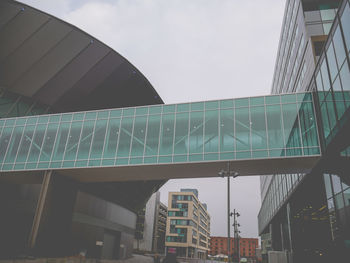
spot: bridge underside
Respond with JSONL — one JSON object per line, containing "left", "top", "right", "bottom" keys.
{"left": 0, "top": 156, "right": 320, "bottom": 183}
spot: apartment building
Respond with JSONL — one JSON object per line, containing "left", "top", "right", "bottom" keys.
{"left": 209, "top": 236, "right": 259, "bottom": 259}
{"left": 165, "top": 189, "right": 210, "bottom": 259}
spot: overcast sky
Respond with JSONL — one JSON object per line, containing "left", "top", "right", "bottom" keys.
{"left": 22, "top": 0, "right": 286, "bottom": 238}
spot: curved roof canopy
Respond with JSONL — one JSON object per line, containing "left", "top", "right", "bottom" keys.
{"left": 0, "top": 0, "right": 163, "bottom": 113}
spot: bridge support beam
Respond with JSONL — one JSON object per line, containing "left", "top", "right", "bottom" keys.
{"left": 28, "top": 170, "right": 78, "bottom": 257}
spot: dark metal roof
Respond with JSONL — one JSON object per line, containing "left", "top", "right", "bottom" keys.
{"left": 0, "top": 0, "right": 164, "bottom": 113}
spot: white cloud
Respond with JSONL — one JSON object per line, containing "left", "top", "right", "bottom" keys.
{"left": 63, "top": 0, "right": 285, "bottom": 103}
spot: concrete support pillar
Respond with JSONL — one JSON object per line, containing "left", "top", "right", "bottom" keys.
{"left": 27, "top": 170, "right": 77, "bottom": 257}
{"left": 28, "top": 170, "right": 52, "bottom": 249}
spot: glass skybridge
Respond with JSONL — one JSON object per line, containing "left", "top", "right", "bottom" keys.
{"left": 0, "top": 92, "right": 321, "bottom": 181}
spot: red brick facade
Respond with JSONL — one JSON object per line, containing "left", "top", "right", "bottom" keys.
{"left": 209, "top": 236, "right": 258, "bottom": 258}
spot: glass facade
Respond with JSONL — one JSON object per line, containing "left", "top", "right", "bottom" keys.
{"left": 0, "top": 93, "right": 320, "bottom": 172}
{"left": 259, "top": 0, "right": 349, "bottom": 236}
{"left": 313, "top": 0, "right": 350, "bottom": 145}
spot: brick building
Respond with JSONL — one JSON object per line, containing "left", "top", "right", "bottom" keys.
{"left": 209, "top": 236, "right": 258, "bottom": 259}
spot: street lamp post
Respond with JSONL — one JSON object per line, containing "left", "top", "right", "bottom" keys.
{"left": 218, "top": 162, "right": 239, "bottom": 263}
{"left": 232, "top": 210, "right": 241, "bottom": 262}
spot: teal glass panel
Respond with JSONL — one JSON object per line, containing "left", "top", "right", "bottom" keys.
{"left": 25, "top": 163, "right": 37, "bottom": 169}
{"left": 75, "top": 160, "right": 88, "bottom": 167}
{"left": 298, "top": 102, "right": 318, "bottom": 147}
{"left": 333, "top": 92, "right": 346, "bottom": 121}
{"left": 131, "top": 116, "right": 147, "bottom": 157}
{"left": 85, "top": 112, "right": 96, "bottom": 120}
{"left": 163, "top": 105, "right": 175, "bottom": 113}
{"left": 235, "top": 98, "right": 249, "bottom": 107}
{"left": 5, "top": 119, "right": 15, "bottom": 126}
{"left": 297, "top": 93, "right": 312, "bottom": 102}
{"left": 316, "top": 70, "right": 324, "bottom": 91}
{"left": 63, "top": 161, "right": 74, "bottom": 168}
{"left": 189, "top": 111, "right": 204, "bottom": 154}
{"left": 220, "top": 108, "right": 234, "bottom": 152}
{"left": 0, "top": 127, "right": 12, "bottom": 165}
{"left": 177, "top": 104, "right": 190, "bottom": 112}
{"left": 90, "top": 119, "right": 108, "bottom": 159}
{"left": 320, "top": 60, "right": 331, "bottom": 92}
{"left": 265, "top": 95, "right": 280, "bottom": 104}
{"left": 204, "top": 153, "right": 218, "bottom": 161}
{"left": 173, "top": 155, "right": 187, "bottom": 163}
{"left": 130, "top": 157, "right": 143, "bottom": 164}
{"left": 236, "top": 151, "right": 251, "bottom": 159}
{"left": 159, "top": 113, "right": 175, "bottom": 155}
{"left": 145, "top": 115, "right": 161, "bottom": 156}
{"left": 101, "top": 159, "right": 114, "bottom": 166}
{"left": 14, "top": 163, "right": 25, "bottom": 170}
{"left": 88, "top": 159, "right": 101, "bottom": 167}
{"left": 26, "top": 117, "right": 37, "bottom": 125}
{"left": 235, "top": 107, "right": 250, "bottom": 151}
{"left": 159, "top": 156, "right": 172, "bottom": 163}
{"left": 123, "top": 108, "right": 135, "bottom": 117}
{"left": 38, "top": 162, "right": 49, "bottom": 169}
{"left": 252, "top": 150, "right": 268, "bottom": 158}
{"left": 49, "top": 115, "right": 60, "bottom": 122}
{"left": 149, "top": 106, "right": 161, "bottom": 114}
{"left": 341, "top": 2, "right": 350, "bottom": 53}
{"left": 250, "top": 106, "right": 267, "bottom": 150}
{"left": 204, "top": 110, "right": 219, "bottom": 153}
{"left": 136, "top": 107, "right": 148, "bottom": 115}
{"left": 97, "top": 111, "right": 109, "bottom": 119}
{"left": 4, "top": 126, "right": 23, "bottom": 164}
{"left": 39, "top": 123, "right": 59, "bottom": 162}
{"left": 116, "top": 158, "right": 128, "bottom": 165}
{"left": 205, "top": 101, "right": 219, "bottom": 110}
{"left": 339, "top": 62, "right": 350, "bottom": 106}
{"left": 282, "top": 103, "right": 301, "bottom": 149}
{"left": 144, "top": 156, "right": 157, "bottom": 163}
{"left": 52, "top": 122, "right": 70, "bottom": 161}
{"left": 103, "top": 118, "right": 121, "bottom": 159}
{"left": 320, "top": 102, "right": 331, "bottom": 138}
{"left": 191, "top": 102, "right": 204, "bottom": 111}
{"left": 117, "top": 117, "right": 133, "bottom": 157}
{"left": 2, "top": 164, "right": 13, "bottom": 170}
{"left": 266, "top": 105, "right": 284, "bottom": 149}
{"left": 174, "top": 112, "right": 189, "bottom": 154}
{"left": 73, "top": 113, "right": 84, "bottom": 121}
{"left": 189, "top": 154, "right": 203, "bottom": 162}
{"left": 64, "top": 121, "right": 83, "bottom": 161}
{"left": 220, "top": 99, "right": 234, "bottom": 108}
{"left": 15, "top": 118, "right": 26, "bottom": 125}
{"left": 326, "top": 101, "right": 337, "bottom": 132}
{"left": 27, "top": 124, "right": 46, "bottom": 162}
{"left": 250, "top": 97, "right": 264, "bottom": 106}
{"left": 61, "top": 114, "right": 73, "bottom": 122}
{"left": 280, "top": 94, "right": 296, "bottom": 103}
{"left": 326, "top": 44, "right": 339, "bottom": 82}
{"left": 38, "top": 116, "right": 49, "bottom": 124}
{"left": 333, "top": 27, "right": 346, "bottom": 67}
{"left": 77, "top": 120, "right": 94, "bottom": 160}
{"left": 110, "top": 109, "right": 121, "bottom": 118}
{"left": 15, "top": 125, "right": 35, "bottom": 162}
{"left": 220, "top": 152, "right": 234, "bottom": 160}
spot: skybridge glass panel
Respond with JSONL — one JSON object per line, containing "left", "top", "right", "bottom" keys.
{"left": 0, "top": 92, "right": 320, "bottom": 172}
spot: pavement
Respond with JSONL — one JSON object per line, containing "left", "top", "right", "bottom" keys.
{"left": 115, "top": 254, "right": 154, "bottom": 263}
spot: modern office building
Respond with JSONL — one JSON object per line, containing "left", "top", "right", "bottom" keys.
{"left": 134, "top": 191, "right": 167, "bottom": 253}
{"left": 258, "top": 0, "right": 350, "bottom": 262}
{"left": 209, "top": 236, "right": 258, "bottom": 259}
{"left": 1, "top": 0, "right": 350, "bottom": 262}
{"left": 165, "top": 189, "right": 210, "bottom": 259}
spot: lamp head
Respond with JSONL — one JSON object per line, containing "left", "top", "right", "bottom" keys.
{"left": 218, "top": 170, "right": 225, "bottom": 177}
